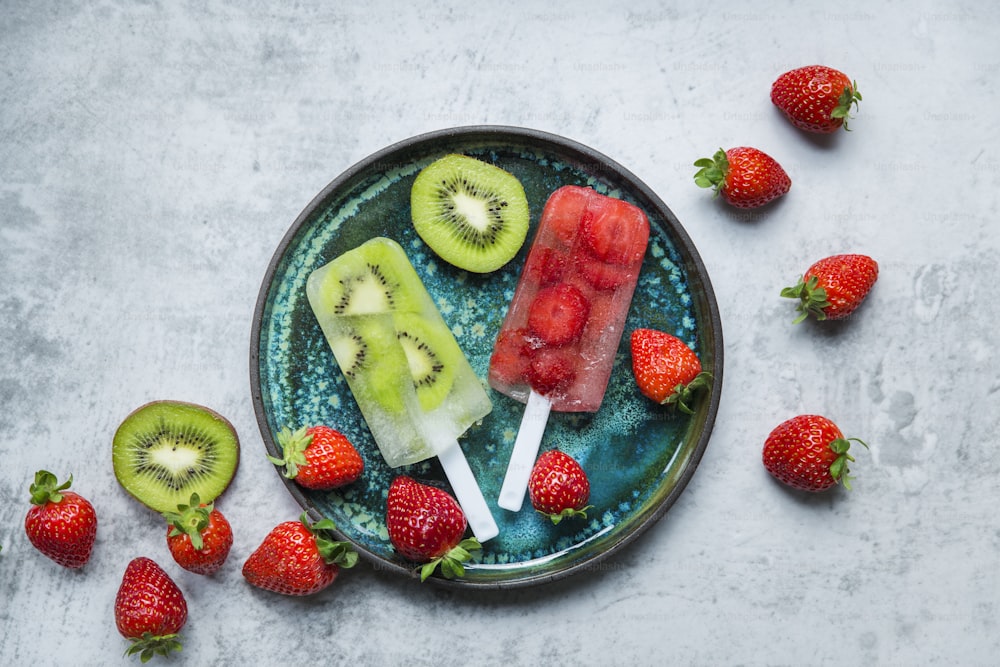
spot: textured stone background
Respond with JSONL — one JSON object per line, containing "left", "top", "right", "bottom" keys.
{"left": 2, "top": 2, "right": 998, "bottom": 665}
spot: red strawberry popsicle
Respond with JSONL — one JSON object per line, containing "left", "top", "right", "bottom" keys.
{"left": 489, "top": 186, "right": 649, "bottom": 511}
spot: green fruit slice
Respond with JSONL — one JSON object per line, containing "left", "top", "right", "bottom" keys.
{"left": 310, "top": 239, "right": 419, "bottom": 316}
{"left": 411, "top": 154, "right": 529, "bottom": 273}
{"left": 393, "top": 311, "right": 459, "bottom": 412}
{"left": 112, "top": 401, "right": 240, "bottom": 513}
{"left": 329, "top": 317, "right": 407, "bottom": 414}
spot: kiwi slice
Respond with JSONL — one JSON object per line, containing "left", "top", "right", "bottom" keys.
{"left": 309, "top": 238, "right": 419, "bottom": 316}
{"left": 328, "top": 318, "right": 407, "bottom": 413}
{"left": 411, "top": 154, "right": 529, "bottom": 273}
{"left": 112, "top": 400, "right": 240, "bottom": 513}
{"left": 392, "top": 311, "right": 459, "bottom": 411}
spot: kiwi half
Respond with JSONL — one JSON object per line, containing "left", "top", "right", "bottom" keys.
{"left": 112, "top": 400, "right": 240, "bottom": 513}
{"left": 411, "top": 154, "right": 529, "bottom": 273}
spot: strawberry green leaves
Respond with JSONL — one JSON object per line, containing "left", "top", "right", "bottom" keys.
{"left": 692, "top": 148, "right": 729, "bottom": 193}
{"left": 832, "top": 81, "right": 863, "bottom": 130}
{"left": 780, "top": 274, "right": 832, "bottom": 324}
{"left": 827, "top": 436, "right": 869, "bottom": 491}
{"left": 419, "top": 537, "right": 482, "bottom": 582}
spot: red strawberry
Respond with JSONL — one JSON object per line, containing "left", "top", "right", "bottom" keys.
{"left": 580, "top": 256, "right": 630, "bottom": 290}
{"left": 163, "top": 493, "right": 233, "bottom": 575}
{"left": 762, "top": 415, "right": 868, "bottom": 492}
{"left": 268, "top": 425, "right": 364, "bottom": 490}
{"left": 488, "top": 326, "right": 535, "bottom": 386}
{"left": 771, "top": 65, "right": 862, "bottom": 133}
{"left": 523, "top": 247, "right": 568, "bottom": 286}
{"left": 630, "top": 328, "right": 713, "bottom": 413}
{"left": 24, "top": 470, "right": 97, "bottom": 569}
{"left": 694, "top": 147, "right": 791, "bottom": 209}
{"left": 543, "top": 185, "right": 590, "bottom": 248}
{"left": 580, "top": 198, "right": 649, "bottom": 265}
{"left": 527, "top": 282, "right": 590, "bottom": 346}
{"left": 114, "top": 557, "right": 187, "bottom": 662}
{"left": 242, "top": 513, "right": 357, "bottom": 596}
{"left": 385, "top": 476, "right": 481, "bottom": 582}
{"left": 525, "top": 348, "right": 577, "bottom": 395}
{"left": 781, "top": 253, "right": 878, "bottom": 323}
{"left": 527, "top": 450, "right": 592, "bottom": 524}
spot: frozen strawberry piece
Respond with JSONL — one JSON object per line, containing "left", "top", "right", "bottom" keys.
{"left": 527, "top": 283, "right": 590, "bottom": 347}
{"left": 488, "top": 327, "right": 534, "bottom": 386}
{"left": 523, "top": 247, "right": 568, "bottom": 287}
{"left": 581, "top": 199, "right": 649, "bottom": 265}
{"left": 525, "top": 349, "right": 577, "bottom": 395}
{"left": 580, "top": 256, "right": 630, "bottom": 290}
{"left": 543, "top": 186, "right": 590, "bottom": 248}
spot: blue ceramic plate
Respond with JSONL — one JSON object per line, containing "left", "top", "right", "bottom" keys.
{"left": 250, "top": 126, "right": 722, "bottom": 589}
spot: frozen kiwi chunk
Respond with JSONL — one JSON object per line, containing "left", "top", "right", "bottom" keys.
{"left": 328, "top": 317, "right": 407, "bottom": 413}
{"left": 309, "top": 240, "right": 419, "bottom": 316}
{"left": 393, "top": 311, "right": 459, "bottom": 412}
{"left": 411, "top": 154, "right": 529, "bottom": 273}
{"left": 112, "top": 400, "right": 240, "bottom": 513}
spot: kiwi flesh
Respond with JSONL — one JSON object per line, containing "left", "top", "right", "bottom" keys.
{"left": 392, "top": 311, "right": 458, "bottom": 411}
{"left": 309, "top": 239, "right": 418, "bottom": 317}
{"left": 112, "top": 400, "right": 240, "bottom": 513}
{"left": 411, "top": 154, "right": 529, "bottom": 273}
{"left": 328, "top": 319, "right": 408, "bottom": 414}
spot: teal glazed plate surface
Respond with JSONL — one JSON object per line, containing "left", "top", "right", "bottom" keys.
{"left": 250, "top": 126, "right": 723, "bottom": 589}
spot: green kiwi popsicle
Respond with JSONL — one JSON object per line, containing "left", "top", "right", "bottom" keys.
{"left": 306, "top": 237, "right": 498, "bottom": 542}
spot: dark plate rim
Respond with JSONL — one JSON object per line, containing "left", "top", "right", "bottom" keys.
{"left": 249, "top": 124, "right": 724, "bottom": 590}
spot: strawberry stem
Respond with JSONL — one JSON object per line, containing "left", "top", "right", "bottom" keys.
{"left": 693, "top": 148, "right": 730, "bottom": 195}
{"left": 663, "top": 371, "right": 714, "bottom": 414}
{"left": 163, "top": 493, "right": 211, "bottom": 551}
{"left": 124, "top": 631, "right": 183, "bottom": 663}
{"left": 831, "top": 81, "right": 862, "bottom": 130}
{"left": 780, "top": 275, "right": 831, "bottom": 323}
{"left": 418, "top": 537, "right": 482, "bottom": 582}
{"left": 29, "top": 470, "right": 72, "bottom": 505}
{"left": 267, "top": 426, "right": 314, "bottom": 479}
{"left": 542, "top": 505, "right": 594, "bottom": 525}
{"left": 829, "top": 437, "right": 869, "bottom": 490}
{"left": 301, "top": 513, "right": 358, "bottom": 569}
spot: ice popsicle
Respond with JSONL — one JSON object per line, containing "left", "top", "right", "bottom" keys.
{"left": 489, "top": 185, "right": 650, "bottom": 511}
{"left": 306, "top": 237, "right": 498, "bottom": 542}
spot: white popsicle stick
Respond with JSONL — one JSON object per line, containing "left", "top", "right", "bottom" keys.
{"left": 497, "top": 389, "right": 553, "bottom": 512}
{"left": 437, "top": 440, "right": 499, "bottom": 543}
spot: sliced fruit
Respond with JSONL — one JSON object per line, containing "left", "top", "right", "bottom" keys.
{"left": 522, "top": 247, "right": 568, "bottom": 287}
{"left": 525, "top": 348, "right": 577, "bottom": 396}
{"left": 393, "top": 311, "right": 459, "bottom": 412}
{"left": 527, "top": 283, "right": 590, "bottom": 346}
{"left": 580, "top": 257, "right": 630, "bottom": 290}
{"left": 488, "top": 327, "right": 535, "bottom": 387}
{"left": 542, "top": 185, "right": 590, "bottom": 248}
{"left": 580, "top": 198, "right": 649, "bottom": 265}
{"left": 112, "top": 401, "right": 240, "bottom": 513}
{"left": 411, "top": 154, "right": 530, "bottom": 273}
{"left": 310, "top": 239, "right": 418, "bottom": 316}
{"left": 328, "top": 318, "right": 407, "bottom": 413}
